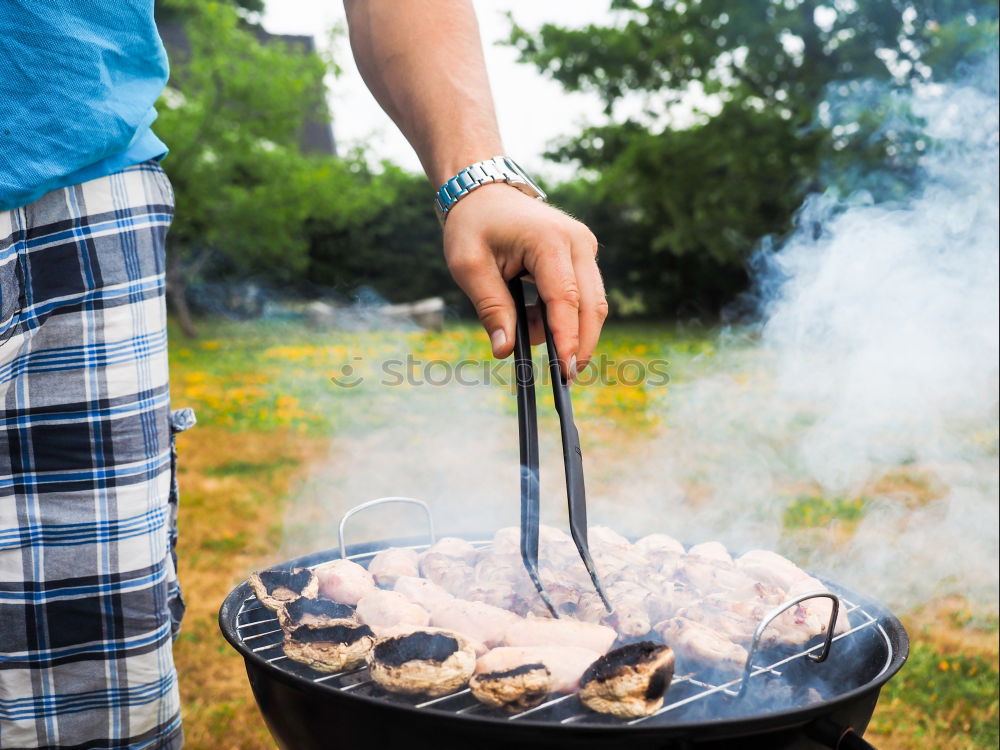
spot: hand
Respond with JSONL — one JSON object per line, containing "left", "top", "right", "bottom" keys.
{"left": 443, "top": 183, "right": 608, "bottom": 379}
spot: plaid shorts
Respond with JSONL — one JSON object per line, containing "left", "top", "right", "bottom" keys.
{"left": 0, "top": 163, "right": 183, "bottom": 749}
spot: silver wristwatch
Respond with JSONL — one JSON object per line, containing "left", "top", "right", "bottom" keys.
{"left": 434, "top": 156, "right": 547, "bottom": 223}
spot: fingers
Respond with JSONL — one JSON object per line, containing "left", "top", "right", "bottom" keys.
{"left": 446, "top": 244, "right": 516, "bottom": 358}
{"left": 527, "top": 237, "right": 580, "bottom": 379}
{"left": 570, "top": 228, "right": 608, "bottom": 371}
{"left": 525, "top": 303, "right": 545, "bottom": 346}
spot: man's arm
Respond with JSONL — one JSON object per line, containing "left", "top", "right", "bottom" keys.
{"left": 344, "top": 0, "right": 607, "bottom": 377}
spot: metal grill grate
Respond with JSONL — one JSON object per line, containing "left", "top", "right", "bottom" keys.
{"left": 233, "top": 541, "right": 891, "bottom": 727}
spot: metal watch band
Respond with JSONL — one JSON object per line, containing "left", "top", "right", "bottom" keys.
{"left": 434, "top": 156, "right": 547, "bottom": 223}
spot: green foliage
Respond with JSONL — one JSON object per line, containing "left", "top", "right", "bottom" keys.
{"left": 872, "top": 643, "right": 999, "bottom": 746}
{"left": 304, "top": 163, "right": 458, "bottom": 307}
{"left": 514, "top": 1, "right": 999, "bottom": 317}
{"left": 155, "top": 1, "right": 454, "bottom": 324}
{"left": 157, "top": 0, "right": 333, "bottom": 280}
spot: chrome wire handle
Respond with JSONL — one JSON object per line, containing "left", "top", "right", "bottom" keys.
{"left": 734, "top": 590, "right": 841, "bottom": 698}
{"left": 337, "top": 496, "right": 436, "bottom": 560}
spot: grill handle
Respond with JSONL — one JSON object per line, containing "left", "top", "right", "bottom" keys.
{"left": 805, "top": 718, "right": 879, "bottom": 749}
{"left": 337, "top": 497, "right": 436, "bottom": 559}
{"left": 734, "top": 590, "right": 841, "bottom": 698}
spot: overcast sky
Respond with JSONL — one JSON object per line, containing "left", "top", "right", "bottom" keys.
{"left": 260, "top": 1, "right": 614, "bottom": 181}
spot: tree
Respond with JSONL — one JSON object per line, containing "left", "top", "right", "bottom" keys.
{"left": 155, "top": 0, "right": 360, "bottom": 335}
{"left": 304, "top": 164, "right": 459, "bottom": 308}
{"left": 512, "top": 1, "right": 998, "bottom": 317}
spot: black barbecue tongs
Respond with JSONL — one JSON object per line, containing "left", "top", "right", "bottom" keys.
{"left": 508, "top": 275, "right": 613, "bottom": 619}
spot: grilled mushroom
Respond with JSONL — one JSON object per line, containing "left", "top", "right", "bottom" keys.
{"left": 282, "top": 621, "right": 374, "bottom": 672}
{"left": 579, "top": 641, "right": 676, "bottom": 719}
{"left": 249, "top": 568, "right": 318, "bottom": 611}
{"left": 367, "top": 628, "right": 476, "bottom": 697}
{"left": 277, "top": 597, "right": 356, "bottom": 631}
{"left": 469, "top": 661, "right": 552, "bottom": 713}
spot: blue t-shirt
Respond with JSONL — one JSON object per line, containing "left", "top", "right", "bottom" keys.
{"left": 0, "top": 1, "right": 169, "bottom": 210}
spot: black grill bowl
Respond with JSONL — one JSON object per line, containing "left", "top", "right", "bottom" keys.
{"left": 219, "top": 535, "right": 908, "bottom": 750}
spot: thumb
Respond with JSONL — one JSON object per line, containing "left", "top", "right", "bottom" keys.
{"left": 447, "top": 249, "right": 516, "bottom": 358}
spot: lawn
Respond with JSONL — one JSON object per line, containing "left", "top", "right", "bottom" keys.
{"left": 169, "top": 317, "right": 998, "bottom": 749}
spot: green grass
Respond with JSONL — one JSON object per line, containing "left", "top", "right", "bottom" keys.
{"left": 168, "top": 317, "right": 720, "bottom": 436}
{"left": 203, "top": 456, "right": 301, "bottom": 477}
{"left": 783, "top": 495, "right": 872, "bottom": 528}
{"left": 872, "top": 643, "right": 999, "bottom": 746}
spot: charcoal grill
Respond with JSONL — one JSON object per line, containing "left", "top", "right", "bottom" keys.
{"left": 219, "top": 499, "right": 908, "bottom": 749}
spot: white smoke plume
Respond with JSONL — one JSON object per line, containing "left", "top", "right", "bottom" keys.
{"left": 281, "top": 63, "right": 998, "bottom": 614}
{"left": 603, "top": 62, "right": 999, "bottom": 611}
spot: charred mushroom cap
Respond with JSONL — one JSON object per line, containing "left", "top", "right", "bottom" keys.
{"left": 367, "top": 629, "right": 476, "bottom": 697}
{"left": 579, "top": 641, "right": 676, "bottom": 719}
{"left": 282, "top": 621, "right": 374, "bottom": 673}
{"left": 469, "top": 662, "right": 552, "bottom": 713}
{"left": 278, "top": 597, "right": 356, "bottom": 631}
{"left": 249, "top": 568, "right": 319, "bottom": 611}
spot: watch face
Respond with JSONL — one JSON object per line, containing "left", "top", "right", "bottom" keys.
{"left": 504, "top": 158, "right": 547, "bottom": 202}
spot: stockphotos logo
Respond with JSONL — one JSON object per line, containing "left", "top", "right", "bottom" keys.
{"left": 331, "top": 356, "right": 364, "bottom": 388}
{"left": 328, "top": 354, "right": 669, "bottom": 389}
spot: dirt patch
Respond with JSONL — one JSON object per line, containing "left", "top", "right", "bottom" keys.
{"left": 173, "top": 425, "right": 327, "bottom": 750}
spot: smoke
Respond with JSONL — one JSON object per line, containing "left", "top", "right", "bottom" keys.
{"left": 604, "top": 60, "right": 999, "bottom": 611}
{"left": 280, "top": 61, "right": 998, "bottom": 615}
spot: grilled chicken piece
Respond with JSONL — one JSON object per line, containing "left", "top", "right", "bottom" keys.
{"left": 489, "top": 527, "right": 522, "bottom": 557}
{"left": 589, "top": 526, "right": 632, "bottom": 550}
{"left": 367, "top": 547, "right": 420, "bottom": 588}
{"left": 504, "top": 616, "right": 616, "bottom": 654}
{"left": 653, "top": 553, "right": 684, "bottom": 580}
{"left": 367, "top": 628, "right": 476, "bottom": 696}
{"left": 734, "top": 551, "right": 850, "bottom": 636}
{"left": 488, "top": 525, "right": 574, "bottom": 557}
{"left": 421, "top": 536, "right": 479, "bottom": 564}
{"left": 393, "top": 576, "right": 454, "bottom": 611}
{"left": 463, "top": 581, "right": 521, "bottom": 612}
{"left": 356, "top": 589, "right": 430, "bottom": 636}
{"left": 676, "top": 604, "right": 758, "bottom": 647}
{"left": 469, "top": 660, "right": 552, "bottom": 713}
{"left": 576, "top": 581, "right": 652, "bottom": 639}
{"left": 701, "top": 588, "right": 833, "bottom": 649}
{"left": 430, "top": 598, "right": 520, "bottom": 647}
{"left": 277, "top": 597, "right": 355, "bottom": 631}
{"left": 282, "top": 621, "right": 374, "bottom": 672}
{"left": 579, "top": 642, "right": 675, "bottom": 718}
{"left": 249, "top": 568, "right": 318, "bottom": 611}
{"left": 686, "top": 541, "right": 734, "bottom": 565}
{"left": 418, "top": 553, "right": 475, "bottom": 596}
{"left": 643, "top": 577, "right": 705, "bottom": 624}
{"left": 472, "top": 553, "right": 522, "bottom": 587}
{"left": 736, "top": 549, "right": 813, "bottom": 591}
{"left": 655, "top": 616, "right": 748, "bottom": 671}
{"left": 538, "top": 524, "right": 579, "bottom": 556}
{"left": 632, "top": 533, "right": 685, "bottom": 558}
{"left": 785, "top": 578, "right": 851, "bottom": 635}
{"left": 677, "top": 556, "right": 760, "bottom": 597}
{"left": 314, "top": 559, "right": 376, "bottom": 606}
{"left": 475, "top": 646, "right": 600, "bottom": 693}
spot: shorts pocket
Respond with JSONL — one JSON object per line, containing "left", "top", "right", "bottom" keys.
{"left": 0, "top": 209, "right": 26, "bottom": 344}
